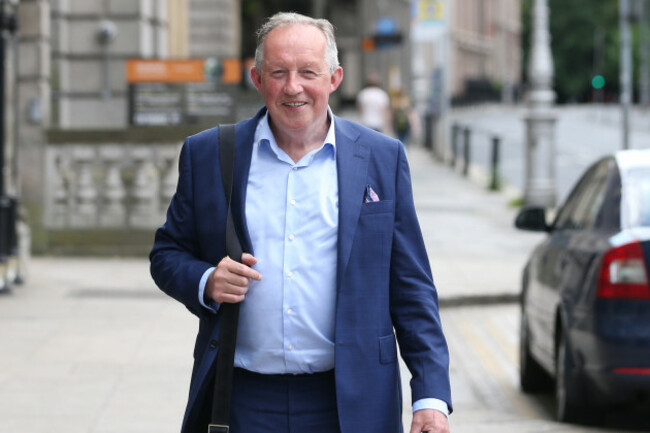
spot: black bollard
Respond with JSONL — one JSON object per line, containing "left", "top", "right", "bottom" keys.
{"left": 489, "top": 136, "right": 501, "bottom": 190}
{"left": 424, "top": 112, "right": 433, "bottom": 151}
{"left": 462, "top": 128, "right": 471, "bottom": 176}
{"left": 450, "top": 124, "right": 458, "bottom": 167}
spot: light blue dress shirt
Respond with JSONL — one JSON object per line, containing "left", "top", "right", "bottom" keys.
{"left": 198, "top": 111, "right": 448, "bottom": 417}
{"left": 234, "top": 113, "right": 339, "bottom": 374}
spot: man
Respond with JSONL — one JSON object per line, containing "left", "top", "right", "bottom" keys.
{"left": 356, "top": 72, "right": 391, "bottom": 133}
{"left": 150, "top": 12, "right": 452, "bottom": 433}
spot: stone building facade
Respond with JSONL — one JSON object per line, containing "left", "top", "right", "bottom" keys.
{"left": 50, "top": 0, "right": 240, "bottom": 129}
{"left": 14, "top": 0, "right": 241, "bottom": 256}
{"left": 449, "top": 0, "right": 522, "bottom": 103}
{"left": 8, "top": 0, "right": 520, "bottom": 257}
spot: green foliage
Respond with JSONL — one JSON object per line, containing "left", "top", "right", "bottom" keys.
{"left": 522, "top": 0, "right": 643, "bottom": 103}
{"left": 508, "top": 196, "right": 525, "bottom": 208}
{"left": 549, "top": 0, "right": 619, "bottom": 102}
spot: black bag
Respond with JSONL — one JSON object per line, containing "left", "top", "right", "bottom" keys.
{"left": 209, "top": 124, "right": 243, "bottom": 433}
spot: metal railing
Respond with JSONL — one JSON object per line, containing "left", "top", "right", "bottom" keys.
{"left": 450, "top": 122, "right": 503, "bottom": 191}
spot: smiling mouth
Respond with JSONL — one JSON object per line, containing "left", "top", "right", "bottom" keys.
{"left": 283, "top": 102, "right": 306, "bottom": 107}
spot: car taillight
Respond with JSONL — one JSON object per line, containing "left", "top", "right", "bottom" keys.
{"left": 612, "top": 368, "right": 650, "bottom": 375}
{"left": 597, "top": 241, "right": 650, "bottom": 299}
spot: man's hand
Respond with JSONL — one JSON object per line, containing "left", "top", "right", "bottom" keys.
{"left": 410, "top": 409, "right": 449, "bottom": 433}
{"left": 205, "top": 253, "right": 262, "bottom": 304}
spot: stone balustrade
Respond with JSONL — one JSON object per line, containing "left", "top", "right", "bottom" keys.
{"left": 44, "top": 142, "right": 181, "bottom": 230}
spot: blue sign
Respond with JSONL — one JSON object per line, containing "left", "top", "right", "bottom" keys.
{"left": 376, "top": 17, "right": 398, "bottom": 35}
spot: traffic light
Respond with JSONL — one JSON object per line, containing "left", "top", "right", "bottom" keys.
{"left": 591, "top": 75, "right": 606, "bottom": 89}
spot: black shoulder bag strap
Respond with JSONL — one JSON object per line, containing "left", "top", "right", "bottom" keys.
{"left": 209, "top": 124, "right": 243, "bottom": 433}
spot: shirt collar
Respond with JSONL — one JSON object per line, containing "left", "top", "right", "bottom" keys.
{"left": 254, "top": 107, "right": 336, "bottom": 158}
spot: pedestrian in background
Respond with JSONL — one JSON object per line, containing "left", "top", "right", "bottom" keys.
{"left": 150, "top": 11, "right": 452, "bottom": 433}
{"left": 392, "top": 90, "right": 414, "bottom": 146}
{"left": 356, "top": 72, "right": 391, "bottom": 133}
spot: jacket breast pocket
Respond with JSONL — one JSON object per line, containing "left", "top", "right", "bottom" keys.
{"left": 360, "top": 199, "right": 394, "bottom": 216}
{"left": 379, "top": 334, "right": 398, "bottom": 364}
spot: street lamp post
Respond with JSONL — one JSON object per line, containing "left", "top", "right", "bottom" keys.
{"left": 524, "top": 0, "right": 557, "bottom": 208}
{"left": 620, "top": 0, "right": 632, "bottom": 149}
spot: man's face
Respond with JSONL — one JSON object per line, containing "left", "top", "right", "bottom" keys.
{"left": 251, "top": 24, "right": 343, "bottom": 136}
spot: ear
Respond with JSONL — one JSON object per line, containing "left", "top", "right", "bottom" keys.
{"left": 250, "top": 66, "right": 263, "bottom": 93}
{"left": 329, "top": 67, "right": 343, "bottom": 93}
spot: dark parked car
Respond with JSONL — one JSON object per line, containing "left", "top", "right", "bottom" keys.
{"left": 515, "top": 150, "right": 650, "bottom": 424}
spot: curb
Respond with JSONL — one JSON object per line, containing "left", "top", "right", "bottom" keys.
{"left": 439, "top": 292, "right": 520, "bottom": 308}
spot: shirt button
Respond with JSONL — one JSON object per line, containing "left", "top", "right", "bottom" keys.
{"left": 292, "top": 167, "right": 298, "bottom": 171}
{"left": 290, "top": 199, "right": 296, "bottom": 206}
{"left": 288, "top": 234, "right": 295, "bottom": 241}
{"left": 288, "top": 344, "right": 294, "bottom": 351}
{"left": 287, "top": 271, "right": 293, "bottom": 278}
{"left": 287, "top": 308, "right": 293, "bottom": 315}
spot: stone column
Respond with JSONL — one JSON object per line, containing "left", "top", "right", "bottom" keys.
{"left": 17, "top": 0, "right": 51, "bottom": 253}
{"left": 99, "top": 146, "right": 126, "bottom": 228}
{"left": 129, "top": 147, "right": 159, "bottom": 228}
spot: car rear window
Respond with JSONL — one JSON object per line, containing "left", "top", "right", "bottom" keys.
{"left": 625, "top": 169, "right": 650, "bottom": 227}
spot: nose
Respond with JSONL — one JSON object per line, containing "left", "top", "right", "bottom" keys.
{"left": 283, "top": 71, "right": 303, "bottom": 95}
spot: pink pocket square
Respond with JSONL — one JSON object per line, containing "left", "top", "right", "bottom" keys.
{"left": 364, "top": 185, "right": 380, "bottom": 203}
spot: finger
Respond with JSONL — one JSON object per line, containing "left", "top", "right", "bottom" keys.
{"left": 208, "top": 272, "right": 248, "bottom": 303}
{"left": 217, "top": 292, "right": 246, "bottom": 304}
{"left": 241, "top": 253, "right": 258, "bottom": 266}
{"left": 219, "top": 266, "right": 253, "bottom": 288}
{"left": 208, "top": 256, "right": 260, "bottom": 304}
{"left": 240, "top": 254, "right": 262, "bottom": 280}
{"left": 221, "top": 275, "right": 250, "bottom": 293}
{"left": 210, "top": 260, "right": 249, "bottom": 291}
{"left": 227, "top": 256, "right": 261, "bottom": 281}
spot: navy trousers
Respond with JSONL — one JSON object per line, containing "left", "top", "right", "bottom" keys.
{"left": 224, "top": 368, "right": 341, "bottom": 433}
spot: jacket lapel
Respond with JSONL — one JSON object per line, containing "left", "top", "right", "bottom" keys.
{"left": 335, "top": 117, "right": 370, "bottom": 287}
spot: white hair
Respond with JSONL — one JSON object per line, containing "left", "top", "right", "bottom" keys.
{"left": 254, "top": 12, "right": 340, "bottom": 75}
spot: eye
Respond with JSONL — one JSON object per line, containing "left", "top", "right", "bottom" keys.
{"left": 301, "top": 70, "right": 318, "bottom": 78}
{"left": 270, "top": 70, "right": 287, "bottom": 78}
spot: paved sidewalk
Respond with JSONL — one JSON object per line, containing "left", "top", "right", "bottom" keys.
{"left": 407, "top": 145, "right": 544, "bottom": 305}
{"left": 0, "top": 145, "right": 544, "bottom": 432}
{"left": 0, "top": 258, "right": 195, "bottom": 432}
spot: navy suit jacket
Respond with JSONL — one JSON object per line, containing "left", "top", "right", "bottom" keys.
{"left": 150, "top": 108, "right": 452, "bottom": 433}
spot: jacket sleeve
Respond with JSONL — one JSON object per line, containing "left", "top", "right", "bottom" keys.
{"left": 150, "top": 138, "right": 216, "bottom": 316}
{"left": 389, "top": 144, "right": 453, "bottom": 412}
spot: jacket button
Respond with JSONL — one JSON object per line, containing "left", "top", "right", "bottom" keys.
{"left": 209, "top": 339, "right": 218, "bottom": 349}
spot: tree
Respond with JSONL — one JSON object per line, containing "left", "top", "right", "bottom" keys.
{"left": 522, "top": 0, "right": 622, "bottom": 103}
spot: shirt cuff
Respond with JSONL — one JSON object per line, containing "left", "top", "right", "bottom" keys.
{"left": 198, "top": 266, "right": 218, "bottom": 313}
{"left": 413, "top": 398, "right": 450, "bottom": 418}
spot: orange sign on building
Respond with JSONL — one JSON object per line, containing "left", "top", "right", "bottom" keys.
{"left": 126, "top": 59, "right": 206, "bottom": 83}
{"left": 126, "top": 58, "right": 243, "bottom": 84}
{"left": 221, "top": 58, "right": 243, "bottom": 84}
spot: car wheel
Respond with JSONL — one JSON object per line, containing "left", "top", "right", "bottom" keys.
{"left": 519, "top": 310, "right": 553, "bottom": 392}
{"left": 556, "top": 329, "right": 587, "bottom": 423}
